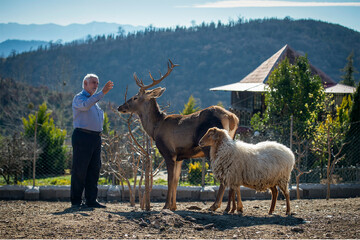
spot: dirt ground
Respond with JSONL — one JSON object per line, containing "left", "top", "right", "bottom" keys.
{"left": 0, "top": 198, "right": 359, "bottom": 239}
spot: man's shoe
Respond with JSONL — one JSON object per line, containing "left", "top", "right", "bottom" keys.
{"left": 71, "top": 203, "right": 81, "bottom": 209}
{"left": 86, "top": 201, "right": 106, "bottom": 208}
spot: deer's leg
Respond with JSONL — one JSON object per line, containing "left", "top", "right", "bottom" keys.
{"left": 210, "top": 183, "right": 226, "bottom": 211}
{"left": 164, "top": 158, "right": 176, "bottom": 210}
{"left": 170, "top": 160, "right": 183, "bottom": 211}
{"left": 235, "top": 186, "right": 243, "bottom": 213}
{"left": 278, "top": 183, "right": 291, "bottom": 215}
{"left": 269, "top": 186, "right": 278, "bottom": 215}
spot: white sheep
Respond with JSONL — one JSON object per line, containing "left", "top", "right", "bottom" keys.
{"left": 199, "top": 127, "right": 295, "bottom": 215}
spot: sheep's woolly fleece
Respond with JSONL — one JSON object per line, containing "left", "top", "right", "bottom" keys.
{"left": 211, "top": 129, "right": 295, "bottom": 192}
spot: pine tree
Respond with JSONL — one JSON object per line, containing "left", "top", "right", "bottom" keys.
{"left": 181, "top": 95, "right": 200, "bottom": 115}
{"left": 22, "top": 102, "right": 67, "bottom": 177}
{"left": 340, "top": 51, "right": 358, "bottom": 87}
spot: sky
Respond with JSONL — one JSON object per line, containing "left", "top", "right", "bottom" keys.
{"left": 0, "top": 0, "right": 360, "bottom": 32}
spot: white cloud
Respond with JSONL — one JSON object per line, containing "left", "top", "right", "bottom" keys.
{"left": 191, "top": 1, "right": 360, "bottom": 8}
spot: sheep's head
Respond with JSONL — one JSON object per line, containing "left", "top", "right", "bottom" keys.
{"left": 199, "top": 127, "right": 224, "bottom": 147}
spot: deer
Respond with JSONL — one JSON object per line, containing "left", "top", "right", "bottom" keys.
{"left": 117, "top": 60, "right": 240, "bottom": 211}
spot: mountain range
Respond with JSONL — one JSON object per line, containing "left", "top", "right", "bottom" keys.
{"left": 0, "top": 22, "right": 146, "bottom": 56}
{"left": 0, "top": 40, "right": 48, "bottom": 57}
{"left": 1, "top": 18, "right": 359, "bottom": 114}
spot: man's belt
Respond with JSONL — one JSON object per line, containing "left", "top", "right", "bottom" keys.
{"left": 75, "top": 128, "right": 101, "bottom": 136}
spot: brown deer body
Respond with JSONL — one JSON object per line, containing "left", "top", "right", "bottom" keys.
{"left": 117, "top": 60, "right": 239, "bottom": 211}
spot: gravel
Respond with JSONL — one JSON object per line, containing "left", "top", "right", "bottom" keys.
{"left": 0, "top": 198, "right": 359, "bottom": 239}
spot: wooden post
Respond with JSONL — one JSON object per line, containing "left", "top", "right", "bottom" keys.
{"left": 326, "top": 126, "right": 331, "bottom": 200}
{"left": 201, "top": 158, "right": 206, "bottom": 188}
{"left": 145, "top": 135, "right": 151, "bottom": 211}
{"left": 33, "top": 112, "right": 38, "bottom": 188}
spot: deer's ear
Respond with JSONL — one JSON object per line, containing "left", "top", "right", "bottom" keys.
{"left": 145, "top": 87, "right": 166, "bottom": 98}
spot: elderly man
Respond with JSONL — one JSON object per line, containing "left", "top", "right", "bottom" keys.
{"left": 71, "top": 73, "right": 114, "bottom": 208}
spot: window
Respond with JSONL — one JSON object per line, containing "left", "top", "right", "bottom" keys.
{"left": 231, "top": 91, "right": 254, "bottom": 111}
{"left": 254, "top": 93, "right": 262, "bottom": 110}
{"left": 334, "top": 94, "right": 345, "bottom": 107}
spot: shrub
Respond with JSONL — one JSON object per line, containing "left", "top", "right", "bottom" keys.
{"left": 188, "top": 161, "right": 208, "bottom": 185}
{"left": 22, "top": 102, "right": 67, "bottom": 177}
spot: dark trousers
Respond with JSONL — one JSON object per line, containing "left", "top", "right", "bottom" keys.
{"left": 71, "top": 129, "right": 101, "bottom": 205}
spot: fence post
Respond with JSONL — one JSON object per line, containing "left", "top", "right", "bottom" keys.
{"left": 32, "top": 112, "right": 38, "bottom": 188}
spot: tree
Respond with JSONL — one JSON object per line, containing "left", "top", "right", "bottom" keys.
{"left": 340, "top": 51, "right": 358, "bottom": 87}
{"left": 102, "top": 110, "right": 165, "bottom": 210}
{"left": 117, "top": 26, "right": 125, "bottom": 38}
{"left": 312, "top": 113, "right": 348, "bottom": 199}
{"left": 337, "top": 95, "right": 352, "bottom": 125}
{"left": 181, "top": 95, "right": 200, "bottom": 115}
{"left": 292, "top": 130, "right": 312, "bottom": 199}
{"left": 22, "top": 102, "right": 67, "bottom": 177}
{"left": 0, "top": 133, "right": 32, "bottom": 184}
{"left": 343, "top": 83, "right": 360, "bottom": 165}
{"left": 251, "top": 56, "right": 325, "bottom": 141}
{"left": 102, "top": 112, "right": 111, "bottom": 135}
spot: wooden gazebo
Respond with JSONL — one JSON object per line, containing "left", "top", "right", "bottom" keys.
{"left": 210, "top": 45, "right": 356, "bottom": 126}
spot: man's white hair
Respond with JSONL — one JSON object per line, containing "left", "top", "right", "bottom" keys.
{"left": 82, "top": 73, "right": 99, "bottom": 89}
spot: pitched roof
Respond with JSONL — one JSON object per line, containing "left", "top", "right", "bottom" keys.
{"left": 325, "top": 83, "right": 356, "bottom": 94}
{"left": 238, "top": 44, "right": 289, "bottom": 84}
{"left": 210, "top": 44, "right": 350, "bottom": 93}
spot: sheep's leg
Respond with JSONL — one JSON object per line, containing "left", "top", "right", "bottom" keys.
{"left": 225, "top": 188, "right": 236, "bottom": 213}
{"left": 278, "top": 184, "right": 291, "bottom": 215}
{"left": 230, "top": 188, "right": 237, "bottom": 213}
{"left": 210, "top": 183, "right": 226, "bottom": 211}
{"left": 170, "top": 160, "right": 183, "bottom": 211}
{"left": 235, "top": 186, "right": 243, "bottom": 213}
{"left": 269, "top": 186, "right": 278, "bottom": 215}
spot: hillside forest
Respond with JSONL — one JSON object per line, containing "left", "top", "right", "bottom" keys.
{"left": 0, "top": 17, "right": 359, "bottom": 135}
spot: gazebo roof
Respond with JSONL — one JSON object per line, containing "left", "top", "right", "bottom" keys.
{"left": 325, "top": 83, "right": 356, "bottom": 94}
{"left": 210, "top": 45, "right": 353, "bottom": 93}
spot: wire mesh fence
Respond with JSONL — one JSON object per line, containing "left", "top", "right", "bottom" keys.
{"left": 178, "top": 119, "right": 360, "bottom": 186}
{"left": 0, "top": 119, "right": 359, "bottom": 186}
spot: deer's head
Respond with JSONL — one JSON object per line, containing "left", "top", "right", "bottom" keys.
{"left": 118, "top": 59, "right": 178, "bottom": 114}
{"left": 117, "top": 87, "right": 166, "bottom": 114}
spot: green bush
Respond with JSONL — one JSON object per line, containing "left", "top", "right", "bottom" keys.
{"left": 22, "top": 102, "right": 68, "bottom": 177}
{"left": 188, "top": 161, "right": 208, "bottom": 185}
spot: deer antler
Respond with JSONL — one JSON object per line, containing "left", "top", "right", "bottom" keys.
{"left": 124, "top": 85, "right": 128, "bottom": 102}
{"left": 134, "top": 59, "right": 179, "bottom": 91}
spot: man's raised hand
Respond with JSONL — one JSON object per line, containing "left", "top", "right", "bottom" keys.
{"left": 102, "top": 81, "right": 114, "bottom": 95}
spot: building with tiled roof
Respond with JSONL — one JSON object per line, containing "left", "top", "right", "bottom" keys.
{"left": 210, "top": 45, "right": 356, "bottom": 126}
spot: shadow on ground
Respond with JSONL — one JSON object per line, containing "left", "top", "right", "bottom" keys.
{"left": 106, "top": 209, "right": 304, "bottom": 231}
{"left": 52, "top": 206, "right": 95, "bottom": 216}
